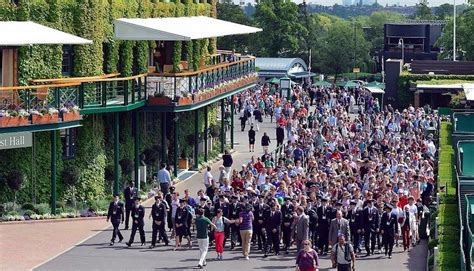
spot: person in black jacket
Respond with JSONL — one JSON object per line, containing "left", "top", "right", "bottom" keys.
{"left": 261, "top": 132, "right": 271, "bottom": 153}
{"left": 126, "top": 197, "right": 145, "bottom": 247}
{"left": 317, "top": 197, "right": 331, "bottom": 255}
{"left": 174, "top": 198, "right": 190, "bottom": 250}
{"left": 307, "top": 201, "right": 319, "bottom": 250}
{"left": 222, "top": 150, "right": 233, "bottom": 179}
{"left": 281, "top": 197, "right": 294, "bottom": 254}
{"left": 149, "top": 193, "right": 169, "bottom": 248}
{"left": 362, "top": 199, "right": 379, "bottom": 256}
{"left": 253, "top": 108, "right": 262, "bottom": 131}
{"left": 347, "top": 200, "right": 363, "bottom": 252}
{"left": 248, "top": 126, "right": 256, "bottom": 152}
{"left": 380, "top": 204, "right": 398, "bottom": 259}
{"left": 253, "top": 195, "right": 269, "bottom": 251}
{"left": 276, "top": 125, "right": 285, "bottom": 147}
{"left": 107, "top": 193, "right": 124, "bottom": 246}
{"left": 228, "top": 195, "right": 241, "bottom": 250}
{"left": 123, "top": 181, "right": 137, "bottom": 230}
{"left": 264, "top": 202, "right": 282, "bottom": 257}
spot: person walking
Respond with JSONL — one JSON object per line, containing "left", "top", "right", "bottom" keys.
{"left": 158, "top": 163, "right": 171, "bottom": 195}
{"left": 239, "top": 203, "right": 254, "bottom": 260}
{"left": 149, "top": 193, "right": 169, "bottom": 248}
{"left": 123, "top": 181, "right": 137, "bottom": 230}
{"left": 329, "top": 210, "right": 350, "bottom": 247}
{"left": 264, "top": 202, "right": 282, "bottom": 257}
{"left": 212, "top": 209, "right": 234, "bottom": 260}
{"left": 295, "top": 240, "right": 319, "bottom": 271}
{"left": 261, "top": 132, "right": 271, "bottom": 153}
{"left": 294, "top": 206, "right": 310, "bottom": 252}
{"left": 380, "top": 204, "right": 398, "bottom": 259}
{"left": 203, "top": 166, "right": 214, "bottom": 196}
{"left": 126, "top": 197, "right": 146, "bottom": 247}
{"left": 248, "top": 125, "right": 256, "bottom": 152}
{"left": 331, "top": 234, "right": 355, "bottom": 271}
{"left": 174, "top": 198, "right": 190, "bottom": 250}
{"left": 276, "top": 125, "right": 285, "bottom": 147}
{"left": 222, "top": 150, "right": 233, "bottom": 179}
{"left": 195, "top": 208, "right": 217, "bottom": 269}
{"left": 106, "top": 193, "right": 124, "bottom": 246}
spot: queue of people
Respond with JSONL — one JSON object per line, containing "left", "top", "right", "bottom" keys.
{"left": 106, "top": 81, "right": 436, "bottom": 271}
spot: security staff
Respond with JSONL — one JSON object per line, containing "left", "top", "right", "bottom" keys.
{"left": 362, "top": 199, "right": 379, "bottom": 256}
{"left": 317, "top": 197, "right": 331, "bottom": 255}
{"left": 126, "top": 197, "right": 145, "bottom": 247}
{"left": 149, "top": 193, "right": 169, "bottom": 248}
{"left": 123, "top": 181, "right": 137, "bottom": 230}
{"left": 106, "top": 193, "right": 124, "bottom": 246}
{"left": 253, "top": 195, "right": 269, "bottom": 251}
{"left": 264, "top": 202, "right": 282, "bottom": 257}
{"left": 380, "top": 204, "right": 398, "bottom": 259}
{"left": 281, "top": 196, "right": 294, "bottom": 254}
{"left": 174, "top": 198, "right": 190, "bottom": 250}
{"left": 228, "top": 195, "right": 241, "bottom": 250}
{"left": 307, "top": 199, "right": 319, "bottom": 249}
{"left": 347, "top": 200, "right": 363, "bottom": 252}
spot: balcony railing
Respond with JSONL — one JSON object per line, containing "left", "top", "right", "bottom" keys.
{"left": 146, "top": 56, "right": 257, "bottom": 106}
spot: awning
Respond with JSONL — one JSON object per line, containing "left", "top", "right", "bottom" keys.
{"left": 0, "top": 21, "right": 92, "bottom": 46}
{"left": 365, "top": 86, "right": 385, "bottom": 94}
{"left": 463, "top": 84, "right": 474, "bottom": 101}
{"left": 114, "top": 16, "right": 262, "bottom": 41}
{"left": 289, "top": 71, "right": 316, "bottom": 79}
{"left": 313, "top": 81, "right": 332, "bottom": 87}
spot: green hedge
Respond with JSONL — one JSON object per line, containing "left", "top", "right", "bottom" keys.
{"left": 437, "top": 121, "right": 461, "bottom": 271}
{"left": 397, "top": 73, "right": 474, "bottom": 109}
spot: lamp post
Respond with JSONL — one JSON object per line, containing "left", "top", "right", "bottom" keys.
{"left": 398, "top": 38, "right": 404, "bottom": 66}
{"left": 453, "top": 0, "right": 457, "bottom": 61}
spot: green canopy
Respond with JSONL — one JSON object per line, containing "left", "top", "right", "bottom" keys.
{"left": 312, "top": 80, "right": 332, "bottom": 87}
{"left": 366, "top": 81, "right": 385, "bottom": 89}
{"left": 336, "top": 81, "right": 358, "bottom": 88}
{"left": 266, "top": 77, "right": 280, "bottom": 84}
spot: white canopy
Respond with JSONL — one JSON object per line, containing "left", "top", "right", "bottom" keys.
{"left": 114, "top": 16, "right": 262, "bottom": 41}
{"left": 0, "top": 21, "right": 92, "bottom": 46}
{"left": 365, "top": 86, "right": 385, "bottom": 94}
{"left": 463, "top": 84, "right": 474, "bottom": 101}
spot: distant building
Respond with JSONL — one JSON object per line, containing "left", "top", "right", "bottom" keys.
{"left": 383, "top": 20, "right": 444, "bottom": 64}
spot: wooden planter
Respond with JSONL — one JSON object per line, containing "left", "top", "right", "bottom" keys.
{"left": 62, "top": 111, "right": 81, "bottom": 122}
{"left": 148, "top": 96, "right": 172, "bottom": 106}
{"left": 178, "top": 96, "right": 192, "bottom": 106}
{"left": 0, "top": 116, "right": 29, "bottom": 127}
{"left": 32, "top": 113, "right": 59, "bottom": 124}
{"left": 178, "top": 158, "right": 189, "bottom": 170}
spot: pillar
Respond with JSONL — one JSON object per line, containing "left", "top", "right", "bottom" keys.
{"left": 50, "top": 131, "right": 57, "bottom": 215}
{"left": 113, "top": 112, "right": 120, "bottom": 195}
{"left": 194, "top": 110, "right": 199, "bottom": 169}
{"left": 230, "top": 95, "right": 234, "bottom": 149}
{"left": 173, "top": 113, "right": 178, "bottom": 177}
{"left": 133, "top": 111, "right": 140, "bottom": 191}
{"left": 204, "top": 106, "right": 208, "bottom": 162}
{"left": 220, "top": 99, "right": 225, "bottom": 153}
{"left": 161, "top": 112, "right": 167, "bottom": 163}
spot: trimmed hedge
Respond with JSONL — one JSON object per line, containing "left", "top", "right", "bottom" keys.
{"left": 437, "top": 121, "right": 461, "bottom": 271}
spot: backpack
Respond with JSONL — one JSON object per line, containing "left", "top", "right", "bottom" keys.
{"left": 335, "top": 243, "right": 352, "bottom": 263}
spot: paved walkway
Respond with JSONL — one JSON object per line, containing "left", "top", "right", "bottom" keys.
{"left": 33, "top": 113, "right": 427, "bottom": 271}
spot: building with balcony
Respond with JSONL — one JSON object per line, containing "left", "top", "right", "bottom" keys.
{"left": 0, "top": 0, "right": 260, "bottom": 213}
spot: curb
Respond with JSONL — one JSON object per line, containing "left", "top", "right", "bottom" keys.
{"left": 0, "top": 215, "right": 107, "bottom": 225}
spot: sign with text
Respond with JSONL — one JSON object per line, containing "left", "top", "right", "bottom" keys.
{"left": 352, "top": 67, "right": 360, "bottom": 73}
{"left": 0, "top": 132, "right": 33, "bottom": 150}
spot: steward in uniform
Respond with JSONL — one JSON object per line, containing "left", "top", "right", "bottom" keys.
{"left": 126, "top": 197, "right": 145, "bottom": 247}
{"left": 149, "top": 194, "right": 169, "bottom": 248}
{"left": 107, "top": 193, "right": 124, "bottom": 246}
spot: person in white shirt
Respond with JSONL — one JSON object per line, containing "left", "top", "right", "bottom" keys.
{"left": 407, "top": 196, "right": 419, "bottom": 246}
{"left": 203, "top": 166, "right": 214, "bottom": 189}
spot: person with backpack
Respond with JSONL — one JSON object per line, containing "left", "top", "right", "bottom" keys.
{"left": 331, "top": 234, "right": 355, "bottom": 271}
{"left": 295, "top": 239, "right": 319, "bottom": 271}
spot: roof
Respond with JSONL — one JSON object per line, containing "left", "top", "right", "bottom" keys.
{"left": 114, "top": 16, "right": 262, "bottom": 41}
{"left": 463, "top": 84, "right": 474, "bottom": 101}
{"left": 417, "top": 84, "right": 464, "bottom": 90}
{"left": 255, "top": 58, "right": 310, "bottom": 78}
{"left": 0, "top": 21, "right": 92, "bottom": 46}
{"left": 365, "top": 86, "right": 385, "bottom": 94}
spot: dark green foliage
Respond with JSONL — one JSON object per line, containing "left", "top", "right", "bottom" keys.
{"left": 62, "top": 166, "right": 81, "bottom": 186}
{"left": 119, "top": 159, "right": 133, "bottom": 177}
{"left": 6, "top": 170, "right": 24, "bottom": 191}
{"left": 23, "top": 209, "right": 36, "bottom": 217}
{"left": 21, "top": 203, "right": 35, "bottom": 211}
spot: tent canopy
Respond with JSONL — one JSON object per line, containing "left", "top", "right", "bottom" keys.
{"left": 365, "top": 86, "right": 385, "bottom": 94}
{"left": 0, "top": 21, "right": 92, "bottom": 46}
{"left": 366, "top": 81, "right": 385, "bottom": 89}
{"left": 313, "top": 81, "right": 332, "bottom": 87}
{"left": 114, "top": 16, "right": 262, "bottom": 41}
{"left": 336, "top": 81, "right": 358, "bottom": 88}
{"left": 266, "top": 77, "right": 280, "bottom": 84}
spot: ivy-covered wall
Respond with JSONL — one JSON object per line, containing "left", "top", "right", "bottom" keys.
{"left": 0, "top": 0, "right": 218, "bottom": 206}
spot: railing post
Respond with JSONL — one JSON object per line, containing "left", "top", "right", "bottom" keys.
{"left": 137, "top": 78, "right": 142, "bottom": 101}
{"left": 79, "top": 83, "right": 84, "bottom": 108}
{"left": 101, "top": 81, "right": 107, "bottom": 107}
{"left": 50, "top": 130, "right": 57, "bottom": 215}
{"left": 433, "top": 246, "right": 438, "bottom": 271}
{"left": 131, "top": 80, "right": 136, "bottom": 104}
{"left": 54, "top": 87, "right": 60, "bottom": 108}
{"left": 173, "top": 77, "right": 177, "bottom": 101}
{"left": 124, "top": 80, "right": 129, "bottom": 105}
{"left": 26, "top": 89, "right": 31, "bottom": 111}
{"left": 144, "top": 76, "right": 147, "bottom": 100}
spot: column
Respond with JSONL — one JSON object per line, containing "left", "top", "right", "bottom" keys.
{"left": 194, "top": 110, "right": 199, "bottom": 169}
{"left": 113, "top": 112, "right": 120, "bottom": 195}
{"left": 133, "top": 111, "right": 140, "bottom": 191}
{"left": 50, "top": 131, "right": 57, "bottom": 215}
{"left": 173, "top": 113, "right": 178, "bottom": 177}
{"left": 204, "top": 106, "right": 208, "bottom": 162}
{"left": 230, "top": 95, "right": 234, "bottom": 149}
{"left": 220, "top": 99, "right": 225, "bottom": 153}
{"left": 161, "top": 112, "right": 167, "bottom": 163}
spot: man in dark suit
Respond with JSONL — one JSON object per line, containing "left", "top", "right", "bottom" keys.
{"left": 149, "top": 193, "right": 169, "bottom": 248}
{"left": 347, "top": 200, "right": 363, "bottom": 252}
{"left": 228, "top": 195, "right": 241, "bottom": 249}
{"left": 317, "top": 197, "right": 331, "bottom": 255}
{"left": 264, "top": 202, "right": 282, "bottom": 257}
{"left": 107, "top": 193, "right": 124, "bottom": 246}
{"left": 276, "top": 125, "right": 285, "bottom": 147}
{"left": 126, "top": 197, "right": 146, "bottom": 247}
{"left": 281, "top": 197, "right": 294, "bottom": 253}
{"left": 253, "top": 195, "right": 269, "bottom": 251}
{"left": 380, "top": 204, "right": 398, "bottom": 259}
{"left": 123, "top": 181, "right": 137, "bottom": 230}
{"left": 307, "top": 200, "right": 319, "bottom": 249}
{"left": 362, "top": 199, "right": 379, "bottom": 256}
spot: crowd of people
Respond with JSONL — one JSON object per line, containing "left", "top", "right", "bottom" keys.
{"left": 107, "top": 81, "right": 437, "bottom": 271}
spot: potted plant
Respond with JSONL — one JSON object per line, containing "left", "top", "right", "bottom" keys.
{"left": 178, "top": 92, "right": 192, "bottom": 106}
{"left": 60, "top": 101, "right": 81, "bottom": 122}
{"left": 148, "top": 92, "right": 172, "bottom": 106}
{"left": 31, "top": 107, "right": 59, "bottom": 124}
{"left": 0, "top": 109, "right": 29, "bottom": 127}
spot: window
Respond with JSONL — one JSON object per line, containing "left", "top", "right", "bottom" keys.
{"left": 62, "top": 45, "right": 74, "bottom": 76}
{"left": 61, "top": 128, "right": 77, "bottom": 159}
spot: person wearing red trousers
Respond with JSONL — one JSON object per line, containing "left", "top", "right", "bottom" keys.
{"left": 212, "top": 209, "right": 235, "bottom": 260}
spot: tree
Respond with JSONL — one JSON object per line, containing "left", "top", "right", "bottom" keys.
{"left": 62, "top": 166, "right": 80, "bottom": 212}
{"left": 435, "top": 3, "right": 454, "bottom": 20}
{"left": 414, "top": 0, "right": 435, "bottom": 20}
{"left": 253, "top": 0, "right": 307, "bottom": 57}
{"left": 216, "top": 3, "right": 255, "bottom": 53}
{"left": 437, "top": 7, "right": 474, "bottom": 60}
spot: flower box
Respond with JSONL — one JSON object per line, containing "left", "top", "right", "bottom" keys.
{"left": 178, "top": 158, "right": 189, "bottom": 170}
{"left": 0, "top": 117, "right": 29, "bottom": 127}
{"left": 32, "top": 113, "right": 59, "bottom": 124}
{"left": 178, "top": 96, "right": 192, "bottom": 106}
{"left": 148, "top": 96, "right": 172, "bottom": 106}
{"left": 62, "top": 111, "right": 81, "bottom": 122}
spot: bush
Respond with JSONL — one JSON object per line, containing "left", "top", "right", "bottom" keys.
{"left": 7, "top": 210, "right": 18, "bottom": 216}
{"left": 34, "top": 203, "right": 51, "bottom": 215}
{"left": 21, "top": 203, "right": 35, "bottom": 211}
{"left": 62, "top": 166, "right": 81, "bottom": 186}
{"left": 88, "top": 199, "right": 109, "bottom": 212}
{"left": 428, "top": 239, "right": 438, "bottom": 250}
{"left": 119, "top": 159, "right": 133, "bottom": 177}
{"left": 6, "top": 170, "right": 24, "bottom": 191}
{"left": 23, "top": 209, "right": 36, "bottom": 217}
